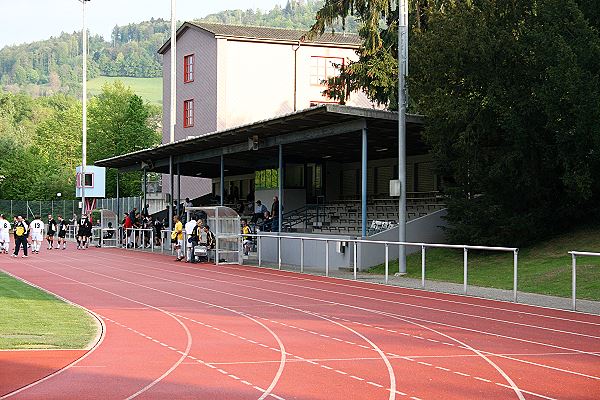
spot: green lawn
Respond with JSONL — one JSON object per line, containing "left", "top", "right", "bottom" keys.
{"left": 368, "top": 226, "right": 600, "bottom": 300}
{"left": 0, "top": 272, "right": 98, "bottom": 350}
{"left": 88, "top": 76, "right": 162, "bottom": 105}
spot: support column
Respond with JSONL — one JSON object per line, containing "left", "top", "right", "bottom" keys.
{"left": 169, "top": 156, "right": 174, "bottom": 231}
{"left": 142, "top": 169, "right": 147, "bottom": 215}
{"left": 220, "top": 154, "right": 224, "bottom": 206}
{"left": 116, "top": 170, "right": 120, "bottom": 220}
{"left": 361, "top": 128, "right": 368, "bottom": 238}
{"left": 177, "top": 162, "right": 181, "bottom": 216}
{"left": 398, "top": 0, "right": 409, "bottom": 274}
{"left": 278, "top": 144, "right": 283, "bottom": 233}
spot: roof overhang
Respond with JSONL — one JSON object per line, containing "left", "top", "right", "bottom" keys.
{"left": 95, "top": 105, "right": 426, "bottom": 178}
{"left": 158, "top": 22, "right": 360, "bottom": 54}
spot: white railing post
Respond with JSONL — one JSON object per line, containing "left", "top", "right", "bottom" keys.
{"left": 325, "top": 239, "right": 329, "bottom": 277}
{"left": 463, "top": 247, "right": 468, "bottom": 294}
{"left": 385, "top": 243, "right": 389, "bottom": 284}
{"left": 353, "top": 241, "right": 357, "bottom": 280}
{"left": 300, "top": 238, "right": 304, "bottom": 273}
{"left": 421, "top": 245, "right": 426, "bottom": 288}
{"left": 572, "top": 253, "right": 577, "bottom": 311}
{"left": 278, "top": 236, "right": 281, "bottom": 270}
{"left": 258, "top": 236, "right": 262, "bottom": 267}
{"left": 513, "top": 249, "right": 518, "bottom": 302}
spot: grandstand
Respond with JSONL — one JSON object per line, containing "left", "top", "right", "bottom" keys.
{"left": 95, "top": 105, "right": 448, "bottom": 267}
{"left": 282, "top": 192, "right": 446, "bottom": 235}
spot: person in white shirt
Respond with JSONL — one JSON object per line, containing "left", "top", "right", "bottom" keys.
{"left": 184, "top": 215, "right": 197, "bottom": 262}
{"left": 29, "top": 216, "right": 45, "bottom": 254}
{"left": 0, "top": 214, "right": 11, "bottom": 254}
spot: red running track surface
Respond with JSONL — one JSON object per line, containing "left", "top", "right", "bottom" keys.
{"left": 0, "top": 247, "right": 599, "bottom": 399}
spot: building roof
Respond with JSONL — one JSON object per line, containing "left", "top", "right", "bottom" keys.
{"left": 158, "top": 22, "right": 361, "bottom": 54}
{"left": 95, "top": 105, "right": 426, "bottom": 179}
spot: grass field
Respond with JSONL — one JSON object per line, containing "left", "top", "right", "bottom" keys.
{"left": 0, "top": 272, "right": 98, "bottom": 350}
{"left": 368, "top": 226, "right": 600, "bottom": 300}
{"left": 88, "top": 76, "right": 162, "bottom": 105}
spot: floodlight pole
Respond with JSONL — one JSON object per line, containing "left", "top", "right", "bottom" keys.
{"left": 170, "top": 0, "right": 176, "bottom": 144}
{"left": 81, "top": 0, "right": 90, "bottom": 215}
{"left": 398, "top": 0, "right": 408, "bottom": 274}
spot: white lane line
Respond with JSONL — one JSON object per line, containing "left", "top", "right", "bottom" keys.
{"left": 80, "top": 257, "right": 585, "bottom": 400}
{"left": 66, "top": 258, "right": 400, "bottom": 400}
{"left": 25, "top": 261, "right": 288, "bottom": 400}
{"left": 209, "top": 261, "right": 600, "bottom": 327}
{"left": 74, "top": 253, "right": 568, "bottom": 400}
{"left": 0, "top": 270, "right": 106, "bottom": 400}
{"left": 94, "top": 254, "right": 600, "bottom": 361}
{"left": 9, "top": 265, "right": 194, "bottom": 400}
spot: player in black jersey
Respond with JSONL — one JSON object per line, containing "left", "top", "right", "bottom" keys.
{"left": 46, "top": 214, "right": 57, "bottom": 250}
{"left": 56, "top": 215, "right": 68, "bottom": 250}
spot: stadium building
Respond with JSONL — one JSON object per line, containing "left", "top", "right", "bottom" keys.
{"left": 96, "top": 23, "right": 448, "bottom": 266}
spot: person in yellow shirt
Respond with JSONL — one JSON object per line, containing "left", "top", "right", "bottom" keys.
{"left": 173, "top": 215, "right": 184, "bottom": 261}
{"left": 241, "top": 219, "right": 253, "bottom": 256}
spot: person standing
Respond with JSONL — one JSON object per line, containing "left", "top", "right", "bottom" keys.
{"left": 56, "top": 215, "right": 68, "bottom": 250}
{"left": 172, "top": 215, "right": 184, "bottom": 261}
{"left": 0, "top": 214, "right": 11, "bottom": 254}
{"left": 12, "top": 216, "right": 28, "bottom": 258}
{"left": 77, "top": 214, "right": 92, "bottom": 250}
{"left": 46, "top": 214, "right": 57, "bottom": 250}
{"left": 184, "top": 214, "right": 197, "bottom": 262}
{"left": 29, "top": 216, "right": 44, "bottom": 254}
{"left": 122, "top": 212, "right": 133, "bottom": 248}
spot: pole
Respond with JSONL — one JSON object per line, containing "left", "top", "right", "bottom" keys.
{"left": 169, "top": 156, "right": 174, "bottom": 231}
{"left": 143, "top": 169, "right": 147, "bottom": 215}
{"left": 361, "top": 128, "right": 368, "bottom": 238}
{"left": 170, "top": 0, "right": 177, "bottom": 143}
{"left": 278, "top": 144, "right": 283, "bottom": 233}
{"left": 116, "top": 171, "right": 120, "bottom": 220}
{"left": 572, "top": 254, "right": 577, "bottom": 310}
{"left": 398, "top": 0, "right": 408, "bottom": 274}
{"left": 463, "top": 248, "right": 468, "bottom": 294}
{"left": 220, "top": 155, "right": 224, "bottom": 206}
{"left": 300, "top": 238, "right": 304, "bottom": 273}
{"left": 81, "top": 0, "right": 88, "bottom": 215}
{"left": 513, "top": 250, "right": 518, "bottom": 303}
{"left": 177, "top": 163, "right": 181, "bottom": 216}
{"left": 421, "top": 245, "right": 426, "bottom": 288}
{"left": 325, "top": 240, "right": 329, "bottom": 277}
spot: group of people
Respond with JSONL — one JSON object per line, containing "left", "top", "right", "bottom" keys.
{"left": 121, "top": 206, "right": 166, "bottom": 249}
{"left": 172, "top": 214, "right": 215, "bottom": 263}
{"left": 0, "top": 214, "right": 75, "bottom": 257}
{"left": 250, "top": 196, "right": 280, "bottom": 232}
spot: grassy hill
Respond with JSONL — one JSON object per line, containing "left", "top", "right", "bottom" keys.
{"left": 368, "top": 225, "right": 600, "bottom": 300}
{"left": 88, "top": 76, "right": 162, "bottom": 105}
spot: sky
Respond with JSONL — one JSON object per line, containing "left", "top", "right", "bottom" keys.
{"left": 0, "top": 0, "right": 288, "bottom": 48}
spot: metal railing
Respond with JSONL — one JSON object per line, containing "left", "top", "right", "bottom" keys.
{"left": 240, "top": 233, "right": 520, "bottom": 302}
{"left": 569, "top": 251, "right": 600, "bottom": 311}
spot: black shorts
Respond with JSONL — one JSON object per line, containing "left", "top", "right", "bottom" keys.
{"left": 47, "top": 231, "right": 55, "bottom": 237}
{"left": 58, "top": 231, "right": 66, "bottom": 238}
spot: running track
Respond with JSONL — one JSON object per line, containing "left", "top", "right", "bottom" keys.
{"left": 1, "top": 248, "right": 599, "bottom": 399}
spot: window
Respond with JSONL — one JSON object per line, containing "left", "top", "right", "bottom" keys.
{"left": 310, "top": 56, "right": 344, "bottom": 86}
{"left": 255, "top": 169, "right": 279, "bottom": 190}
{"left": 285, "top": 164, "right": 305, "bottom": 188}
{"left": 183, "top": 99, "right": 194, "bottom": 128}
{"left": 184, "top": 54, "right": 194, "bottom": 83}
{"left": 76, "top": 173, "right": 94, "bottom": 188}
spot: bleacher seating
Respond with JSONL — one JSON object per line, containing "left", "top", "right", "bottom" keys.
{"left": 286, "top": 193, "right": 446, "bottom": 235}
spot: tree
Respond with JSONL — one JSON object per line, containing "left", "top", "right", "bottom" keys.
{"left": 409, "top": 0, "right": 600, "bottom": 245}
{"left": 308, "top": 0, "right": 600, "bottom": 245}
{"left": 88, "top": 81, "right": 161, "bottom": 197}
